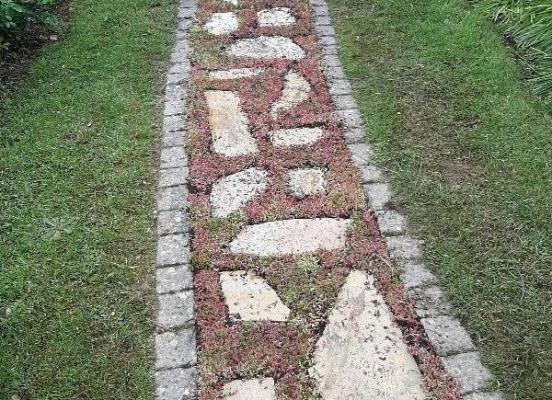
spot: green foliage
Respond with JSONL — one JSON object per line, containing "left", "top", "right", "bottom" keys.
{"left": 0, "top": 0, "right": 57, "bottom": 44}
{"left": 482, "top": 0, "right": 552, "bottom": 99}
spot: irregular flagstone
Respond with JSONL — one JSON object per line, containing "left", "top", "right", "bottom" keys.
{"left": 258, "top": 8, "right": 296, "bottom": 27}
{"left": 204, "top": 12, "right": 239, "bottom": 36}
{"left": 220, "top": 271, "right": 290, "bottom": 321}
{"left": 222, "top": 378, "right": 277, "bottom": 400}
{"left": 209, "top": 67, "right": 265, "bottom": 80}
{"left": 228, "top": 36, "right": 305, "bottom": 60}
{"left": 205, "top": 90, "right": 259, "bottom": 157}
{"left": 311, "top": 270, "right": 426, "bottom": 400}
{"left": 230, "top": 218, "right": 350, "bottom": 256}
{"left": 287, "top": 167, "right": 326, "bottom": 198}
{"left": 210, "top": 168, "right": 269, "bottom": 217}
{"left": 271, "top": 71, "right": 311, "bottom": 118}
{"left": 270, "top": 127, "right": 323, "bottom": 147}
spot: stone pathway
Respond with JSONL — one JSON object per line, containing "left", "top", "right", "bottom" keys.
{"left": 154, "top": 0, "right": 503, "bottom": 399}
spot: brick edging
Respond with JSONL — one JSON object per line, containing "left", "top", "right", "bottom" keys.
{"left": 309, "top": 0, "right": 503, "bottom": 399}
{"left": 154, "top": 0, "right": 198, "bottom": 399}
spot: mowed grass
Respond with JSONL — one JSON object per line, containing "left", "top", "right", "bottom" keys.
{"left": 0, "top": 0, "right": 177, "bottom": 398}
{"left": 327, "top": 0, "right": 551, "bottom": 399}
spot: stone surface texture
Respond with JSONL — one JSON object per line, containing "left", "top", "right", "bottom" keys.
{"left": 228, "top": 36, "right": 305, "bottom": 60}
{"left": 205, "top": 90, "right": 259, "bottom": 157}
{"left": 230, "top": 218, "right": 350, "bottom": 256}
{"left": 421, "top": 315, "right": 475, "bottom": 356}
{"left": 258, "top": 8, "right": 296, "bottom": 27}
{"left": 442, "top": 352, "right": 493, "bottom": 394}
{"left": 220, "top": 271, "right": 290, "bottom": 321}
{"left": 204, "top": 12, "right": 238, "bottom": 35}
{"left": 311, "top": 270, "right": 426, "bottom": 400}
{"left": 271, "top": 70, "right": 311, "bottom": 118}
{"left": 222, "top": 378, "right": 277, "bottom": 400}
{"left": 210, "top": 168, "right": 269, "bottom": 217}
{"left": 209, "top": 67, "right": 265, "bottom": 80}
{"left": 287, "top": 167, "right": 327, "bottom": 198}
{"left": 270, "top": 127, "right": 323, "bottom": 147}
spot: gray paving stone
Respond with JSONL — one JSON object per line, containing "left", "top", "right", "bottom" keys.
{"left": 338, "top": 108, "right": 364, "bottom": 129}
{"left": 164, "top": 100, "right": 185, "bottom": 116}
{"left": 375, "top": 210, "right": 406, "bottom": 235}
{"left": 311, "top": 270, "right": 426, "bottom": 399}
{"left": 161, "top": 132, "right": 185, "bottom": 149}
{"left": 157, "top": 290, "right": 195, "bottom": 329}
{"left": 421, "top": 315, "right": 475, "bottom": 356}
{"left": 163, "top": 115, "right": 186, "bottom": 133}
{"left": 166, "top": 73, "right": 184, "bottom": 86}
{"left": 155, "top": 367, "right": 197, "bottom": 400}
{"left": 311, "top": 3, "right": 329, "bottom": 16}
{"left": 315, "top": 24, "right": 335, "bottom": 37}
{"left": 168, "top": 61, "right": 191, "bottom": 76}
{"left": 348, "top": 142, "right": 373, "bottom": 166}
{"left": 315, "top": 15, "right": 332, "bottom": 26}
{"left": 157, "top": 210, "right": 189, "bottom": 236}
{"left": 332, "top": 94, "right": 357, "bottom": 110}
{"left": 385, "top": 235, "right": 422, "bottom": 260}
{"left": 157, "top": 234, "right": 190, "bottom": 267}
{"left": 228, "top": 36, "right": 305, "bottom": 60}
{"left": 319, "top": 35, "right": 337, "bottom": 47}
{"left": 409, "top": 285, "right": 452, "bottom": 318}
{"left": 165, "top": 85, "right": 187, "bottom": 102}
{"left": 364, "top": 183, "right": 391, "bottom": 210}
{"left": 156, "top": 264, "right": 194, "bottom": 294}
{"left": 323, "top": 54, "right": 342, "bottom": 68}
{"left": 157, "top": 186, "right": 187, "bottom": 211}
{"left": 160, "top": 146, "right": 186, "bottom": 169}
{"left": 323, "top": 65, "right": 347, "bottom": 81}
{"left": 401, "top": 261, "right": 438, "bottom": 289}
{"left": 442, "top": 352, "right": 493, "bottom": 395}
{"left": 321, "top": 44, "right": 338, "bottom": 55}
{"left": 464, "top": 392, "right": 504, "bottom": 400}
{"left": 155, "top": 329, "right": 197, "bottom": 369}
{"left": 328, "top": 79, "right": 352, "bottom": 96}
{"left": 159, "top": 167, "right": 188, "bottom": 187}
{"left": 359, "top": 165, "right": 384, "bottom": 183}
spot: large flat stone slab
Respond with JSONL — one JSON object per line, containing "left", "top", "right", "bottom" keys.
{"left": 220, "top": 271, "right": 290, "bottom": 321}
{"left": 204, "top": 12, "right": 239, "bottom": 35}
{"left": 270, "top": 127, "right": 323, "bottom": 147}
{"left": 222, "top": 378, "right": 277, "bottom": 399}
{"left": 210, "top": 168, "right": 269, "bottom": 217}
{"left": 311, "top": 270, "right": 426, "bottom": 400}
{"left": 271, "top": 70, "right": 311, "bottom": 118}
{"left": 205, "top": 91, "right": 258, "bottom": 157}
{"left": 229, "top": 218, "right": 350, "bottom": 256}
{"left": 228, "top": 36, "right": 305, "bottom": 60}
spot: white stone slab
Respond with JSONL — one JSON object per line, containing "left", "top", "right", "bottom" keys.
{"left": 222, "top": 0, "right": 238, "bottom": 5}
{"left": 230, "top": 218, "right": 350, "bottom": 256}
{"left": 311, "top": 270, "right": 426, "bottom": 400}
{"left": 204, "top": 12, "right": 239, "bottom": 36}
{"left": 271, "top": 71, "right": 311, "bottom": 118}
{"left": 210, "top": 168, "right": 269, "bottom": 217}
{"left": 270, "top": 127, "right": 323, "bottom": 147}
{"left": 209, "top": 68, "right": 265, "bottom": 80}
{"left": 205, "top": 91, "right": 258, "bottom": 157}
{"left": 222, "top": 378, "right": 277, "bottom": 399}
{"left": 287, "top": 168, "right": 326, "bottom": 198}
{"left": 220, "top": 271, "right": 290, "bottom": 321}
{"left": 228, "top": 36, "right": 305, "bottom": 60}
{"left": 258, "top": 8, "right": 296, "bottom": 27}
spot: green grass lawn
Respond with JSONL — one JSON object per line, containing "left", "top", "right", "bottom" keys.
{"left": 0, "top": 0, "right": 177, "bottom": 398}
{"left": 327, "top": 0, "right": 552, "bottom": 399}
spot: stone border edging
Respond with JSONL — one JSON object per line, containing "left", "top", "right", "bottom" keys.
{"left": 309, "top": 0, "right": 503, "bottom": 399}
{"left": 154, "top": 1, "right": 198, "bottom": 399}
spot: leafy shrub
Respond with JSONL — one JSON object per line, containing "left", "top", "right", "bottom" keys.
{"left": 0, "top": 0, "right": 57, "bottom": 47}
{"left": 482, "top": 0, "right": 552, "bottom": 100}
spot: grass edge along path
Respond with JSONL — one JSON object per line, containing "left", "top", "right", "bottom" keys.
{"left": 0, "top": 0, "right": 178, "bottom": 398}
{"left": 327, "top": 0, "right": 552, "bottom": 399}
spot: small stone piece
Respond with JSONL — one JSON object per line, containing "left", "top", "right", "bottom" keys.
{"left": 204, "top": 12, "right": 238, "bottom": 35}
{"left": 155, "top": 329, "right": 197, "bottom": 369}
{"left": 375, "top": 210, "right": 405, "bottom": 235}
{"left": 385, "top": 235, "right": 422, "bottom": 260}
{"left": 159, "top": 166, "right": 188, "bottom": 187}
{"left": 228, "top": 36, "right": 305, "bottom": 60}
{"left": 220, "top": 271, "right": 290, "bottom": 322}
{"left": 157, "top": 291, "right": 195, "bottom": 329}
{"left": 287, "top": 168, "right": 326, "bottom": 198}
{"left": 271, "top": 71, "right": 311, "bottom": 118}
{"left": 258, "top": 8, "right": 296, "bottom": 27}
{"left": 421, "top": 315, "right": 475, "bottom": 356}
{"left": 156, "top": 367, "right": 197, "bottom": 400}
{"left": 230, "top": 218, "right": 350, "bottom": 256}
{"left": 157, "top": 234, "right": 190, "bottom": 267}
{"left": 347, "top": 142, "right": 372, "bottom": 166}
{"left": 401, "top": 261, "right": 437, "bottom": 289}
{"left": 157, "top": 186, "right": 187, "bottom": 212}
{"left": 442, "top": 352, "right": 493, "bottom": 394}
{"left": 364, "top": 183, "right": 391, "bottom": 210}
{"left": 311, "top": 270, "right": 426, "bottom": 399}
{"left": 205, "top": 91, "right": 258, "bottom": 158}
{"left": 157, "top": 210, "right": 188, "bottom": 236}
{"left": 210, "top": 168, "right": 269, "bottom": 217}
{"left": 270, "top": 127, "right": 323, "bottom": 147}
{"left": 209, "top": 68, "right": 265, "bottom": 80}
{"left": 156, "top": 265, "right": 193, "bottom": 294}
{"left": 409, "top": 286, "right": 452, "bottom": 318}
{"left": 222, "top": 378, "right": 277, "bottom": 400}
{"left": 160, "top": 147, "right": 186, "bottom": 169}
